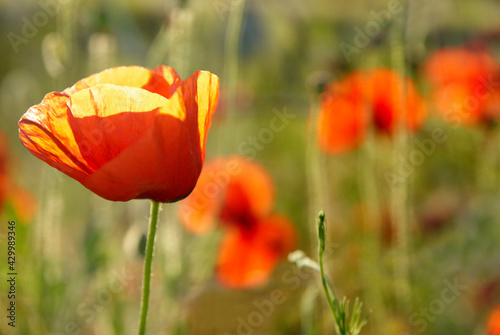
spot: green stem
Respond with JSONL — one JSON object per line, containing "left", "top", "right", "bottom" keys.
{"left": 220, "top": 0, "right": 246, "bottom": 150}
{"left": 319, "top": 247, "right": 342, "bottom": 330}
{"left": 138, "top": 200, "right": 161, "bottom": 335}
{"left": 390, "top": 0, "right": 411, "bottom": 311}
{"left": 358, "top": 131, "right": 386, "bottom": 330}
{"left": 317, "top": 212, "right": 344, "bottom": 334}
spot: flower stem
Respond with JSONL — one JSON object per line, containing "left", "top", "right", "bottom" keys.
{"left": 138, "top": 200, "right": 160, "bottom": 335}
{"left": 317, "top": 211, "right": 344, "bottom": 334}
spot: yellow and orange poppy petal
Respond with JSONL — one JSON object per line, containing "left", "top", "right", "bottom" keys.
{"left": 19, "top": 92, "right": 93, "bottom": 183}
{"left": 487, "top": 306, "right": 500, "bottom": 335}
{"left": 20, "top": 69, "right": 219, "bottom": 202}
{"left": 317, "top": 95, "right": 366, "bottom": 154}
{"left": 177, "top": 70, "right": 220, "bottom": 161}
{"left": 63, "top": 65, "right": 181, "bottom": 100}
{"left": 66, "top": 84, "right": 183, "bottom": 171}
{"left": 178, "top": 155, "right": 274, "bottom": 233}
{"left": 152, "top": 65, "right": 183, "bottom": 96}
{"left": 74, "top": 85, "right": 197, "bottom": 202}
{"left": 216, "top": 214, "right": 297, "bottom": 288}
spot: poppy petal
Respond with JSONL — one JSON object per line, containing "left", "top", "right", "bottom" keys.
{"left": 366, "top": 69, "right": 426, "bottom": 134}
{"left": 64, "top": 65, "right": 181, "bottom": 99}
{"left": 487, "top": 306, "right": 500, "bottom": 335}
{"left": 424, "top": 47, "right": 497, "bottom": 86}
{"left": 19, "top": 67, "right": 219, "bottom": 203}
{"left": 216, "top": 214, "right": 296, "bottom": 288}
{"left": 80, "top": 87, "right": 195, "bottom": 202}
{"left": 433, "top": 82, "right": 481, "bottom": 125}
{"left": 317, "top": 95, "right": 366, "bottom": 154}
{"left": 218, "top": 157, "right": 275, "bottom": 225}
{"left": 19, "top": 92, "right": 92, "bottom": 182}
{"left": 177, "top": 70, "right": 220, "bottom": 160}
{"left": 179, "top": 156, "right": 275, "bottom": 233}
{"left": 178, "top": 158, "right": 227, "bottom": 234}
{"left": 67, "top": 84, "right": 184, "bottom": 171}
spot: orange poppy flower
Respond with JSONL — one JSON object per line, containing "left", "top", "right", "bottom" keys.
{"left": 423, "top": 47, "right": 499, "bottom": 125}
{"left": 178, "top": 156, "right": 297, "bottom": 288}
{"left": 317, "top": 94, "right": 366, "bottom": 154}
{"left": 366, "top": 69, "right": 426, "bottom": 134}
{"left": 0, "top": 131, "right": 36, "bottom": 222}
{"left": 317, "top": 68, "right": 426, "bottom": 154}
{"left": 487, "top": 305, "right": 500, "bottom": 335}
{"left": 0, "top": 133, "right": 9, "bottom": 207}
{"left": 19, "top": 66, "right": 219, "bottom": 202}
{"left": 424, "top": 47, "right": 497, "bottom": 87}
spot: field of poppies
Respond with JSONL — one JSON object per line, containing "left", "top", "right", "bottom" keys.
{"left": 1, "top": 0, "right": 500, "bottom": 334}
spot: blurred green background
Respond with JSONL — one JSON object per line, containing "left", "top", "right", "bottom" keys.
{"left": 1, "top": 0, "right": 500, "bottom": 334}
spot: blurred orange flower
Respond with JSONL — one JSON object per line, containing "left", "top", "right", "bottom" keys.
{"left": 317, "top": 68, "right": 426, "bottom": 154}
{"left": 179, "top": 156, "right": 296, "bottom": 288}
{"left": 19, "top": 66, "right": 219, "bottom": 202}
{"left": 487, "top": 305, "right": 500, "bottom": 335}
{"left": 0, "top": 132, "right": 36, "bottom": 222}
{"left": 423, "top": 47, "right": 499, "bottom": 125}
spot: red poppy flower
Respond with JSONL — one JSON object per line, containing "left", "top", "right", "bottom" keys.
{"left": 366, "top": 69, "right": 426, "bottom": 134}
{"left": 423, "top": 47, "right": 499, "bottom": 125}
{"left": 178, "top": 156, "right": 297, "bottom": 288}
{"left": 317, "top": 68, "right": 426, "bottom": 154}
{"left": 0, "top": 131, "right": 36, "bottom": 222}
{"left": 18, "top": 66, "right": 219, "bottom": 202}
{"left": 0, "top": 133, "right": 9, "bottom": 207}
{"left": 487, "top": 305, "right": 500, "bottom": 335}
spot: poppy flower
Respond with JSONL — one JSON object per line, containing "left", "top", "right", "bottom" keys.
{"left": 366, "top": 69, "right": 426, "bottom": 134}
{"left": 317, "top": 72, "right": 367, "bottom": 154}
{"left": 0, "top": 131, "right": 36, "bottom": 222}
{"left": 487, "top": 305, "right": 500, "bottom": 335}
{"left": 178, "top": 156, "right": 297, "bottom": 288}
{"left": 18, "top": 65, "right": 219, "bottom": 202}
{"left": 0, "top": 133, "right": 9, "bottom": 207}
{"left": 423, "top": 47, "right": 499, "bottom": 125}
{"left": 317, "top": 68, "right": 426, "bottom": 154}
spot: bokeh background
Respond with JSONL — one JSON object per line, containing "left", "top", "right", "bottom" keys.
{"left": 1, "top": 0, "right": 500, "bottom": 334}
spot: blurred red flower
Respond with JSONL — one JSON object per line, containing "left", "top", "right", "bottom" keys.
{"left": 0, "top": 132, "right": 36, "bottom": 222}
{"left": 19, "top": 66, "right": 219, "bottom": 202}
{"left": 317, "top": 68, "right": 426, "bottom": 154}
{"left": 487, "top": 305, "right": 500, "bottom": 335}
{"left": 179, "top": 156, "right": 297, "bottom": 288}
{"left": 423, "top": 47, "right": 499, "bottom": 125}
